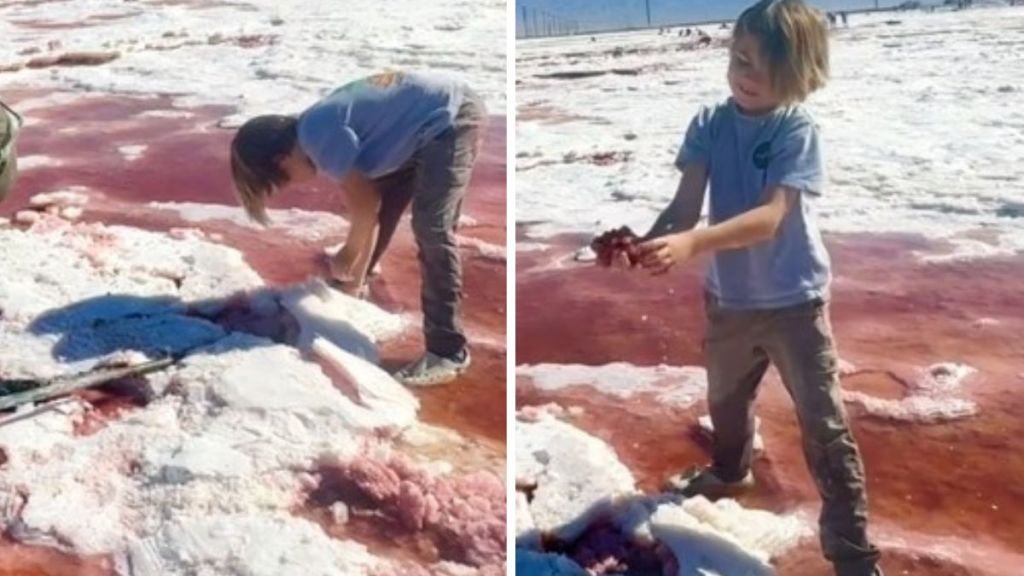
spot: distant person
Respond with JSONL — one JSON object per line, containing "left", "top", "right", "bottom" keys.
{"left": 0, "top": 99, "right": 21, "bottom": 204}
{"left": 230, "top": 71, "right": 486, "bottom": 386}
{"left": 697, "top": 30, "right": 712, "bottom": 47}
{"left": 827, "top": 11, "right": 837, "bottom": 27}
{"left": 596, "top": 0, "right": 882, "bottom": 574}
{"left": 840, "top": 11, "right": 849, "bottom": 26}
{"left": 685, "top": 27, "right": 692, "bottom": 36}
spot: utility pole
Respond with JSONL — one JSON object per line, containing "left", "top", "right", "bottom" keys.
{"left": 521, "top": 5, "right": 527, "bottom": 37}
{"left": 645, "top": 0, "right": 652, "bottom": 27}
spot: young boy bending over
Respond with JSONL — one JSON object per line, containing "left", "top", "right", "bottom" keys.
{"left": 230, "top": 71, "right": 485, "bottom": 386}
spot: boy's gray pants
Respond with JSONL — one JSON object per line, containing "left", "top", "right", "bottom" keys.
{"left": 703, "top": 294, "right": 881, "bottom": 576}
{"left": 369, "top": 92, "right": 486, "bottom": 358}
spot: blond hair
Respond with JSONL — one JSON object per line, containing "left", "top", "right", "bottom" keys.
{"left": 735, "top": 0, "right": 830, "bottom": 103}
{"left": 229, "top": 114, "right": 298, "bottom": 225}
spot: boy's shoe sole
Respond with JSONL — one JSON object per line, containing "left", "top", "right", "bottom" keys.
{"left": 394, "top": 350, "right": 471, "bottom": 387}
{"left": 664, "top": 466, "right": 754, "bottom": 499}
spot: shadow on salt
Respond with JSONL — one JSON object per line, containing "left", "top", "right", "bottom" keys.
{"left": 25, "top": 278, "right": 405, "bottom": 365}
{"left": 13, "top": 278, "right": 416, "bottom": 432}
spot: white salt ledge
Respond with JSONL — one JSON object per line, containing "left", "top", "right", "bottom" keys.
{"left": 13, "top": 210, "right": 40, "bottom": 225}
{"left": 517, "top": 414, "right": 638, "bottom": 542}
{"left": 14, "top": 155, "right": 63, "bottom": 170}
{"left": 28, "top": 189, "right": 90, "bottom": 208}
{"left": 457, "top": 234, "right": 507, "bottom": 262}
{"left": 312, "top": 337, "right": 420, "bottom": 431}
{"left": 280, "top": 279, "right": 407, "bottom": 362}
{"left": 120, "top": 514, "right": 381, "bottom": 576}
{"left": 650, "top": 498, "right": 810, "bottom": 576}
{"left": 518, "top": 362, "right": 708, "bottom": 408}
{"left": 118, "top": 144, "right": 148, "bottom": 162}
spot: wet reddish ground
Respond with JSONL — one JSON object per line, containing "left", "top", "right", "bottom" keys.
{"left": 0, "top": 540, "right": 111, "bottom": 576}
{"left": 517, "top": 230, "right": 1024, "bottom": 575}
{"left": 0, "top": 89, "right": 506, "bottom": 573}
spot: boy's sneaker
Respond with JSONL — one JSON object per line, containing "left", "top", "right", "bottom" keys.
{"left": 664, "top": 466, "right": 754, "bottom": 499}
{"left": 394, "top": 349, "right": 471, "bottom": 387}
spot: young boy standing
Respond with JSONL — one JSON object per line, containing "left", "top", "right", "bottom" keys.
{"left": 616, "top": 1, "right": 882, "bottom": 574}
{"left": 230, "top": 71, "right": 485, "bottom": 386}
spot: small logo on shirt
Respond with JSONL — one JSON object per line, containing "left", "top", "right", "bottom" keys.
{"left": 752, "top": 141, "right": 772, "bottom": 170}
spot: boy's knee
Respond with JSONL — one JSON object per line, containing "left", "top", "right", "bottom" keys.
{"left": 804, "top": 414, "right": 855, "bottom": 453}
{"left": 707, "top": 384, "right": 749, "bottom": 410}
{"left": 413, "top": 222, "right": 455, "bottom": 248}
{"left": 804, "top": 428, "right": 867, "bottom": 494}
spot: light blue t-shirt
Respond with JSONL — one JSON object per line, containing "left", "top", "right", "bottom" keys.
{"left": 676, "top": 98, "right": 831, "bottom": 310}
{"left": 297, "top": 71, "right": 465, "bottom": 179}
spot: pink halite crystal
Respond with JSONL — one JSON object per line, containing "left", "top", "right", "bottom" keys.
{"left": 338, "top": 454, "right": 506, "bottom": 571}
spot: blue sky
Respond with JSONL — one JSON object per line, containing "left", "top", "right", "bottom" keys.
{"left": 516, "top": 0, "right": 911, "bottom": 34}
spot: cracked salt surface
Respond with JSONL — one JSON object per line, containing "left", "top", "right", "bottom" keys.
{"left": 516, "top": 412, "right": 810, "bottom": 576}
{"left": 0, "top": 217, "right": 469, "bottom": 574}
{"left": 842, "top": 362, "right": 979, "bottom": 423}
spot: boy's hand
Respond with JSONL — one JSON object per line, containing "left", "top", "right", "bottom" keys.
{"left": 637, "top": 231, "right": 700, "bottom": 274}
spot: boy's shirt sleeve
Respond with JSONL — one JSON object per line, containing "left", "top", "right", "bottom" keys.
{"left": 297, "top": 105, "right": 361, "bottom": 180}
{"left": 766, "top": 116, "right": 825, "bottom": 196}
{"left": 674, "top": 105, "right": 714, "bottom": 170}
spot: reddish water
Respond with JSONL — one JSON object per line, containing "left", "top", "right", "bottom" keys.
{"left": 1, "top": 89, "right": 506, "bottom": 572}
{"left": 517, "top": 231, "right": 1024, "bottom": 576}
{"left": 0, "top": 539, "right": 111, "bottom": 576}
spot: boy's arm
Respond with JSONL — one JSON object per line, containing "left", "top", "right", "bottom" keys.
{"left": 638, "top": 185, "right": 797, "bottom": 274}
{"left": 333, "top": 170, "right": 380, "bottom": 290}
{"left": 690, "top": 185, "right": 796, "bottom": 251}
{"left": 641, "top": 163, "right": 708, "bottom": 241}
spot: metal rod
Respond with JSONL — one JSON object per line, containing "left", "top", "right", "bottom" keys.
{"left": 0, "top": 357, "right": 176, "bottom": 412}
